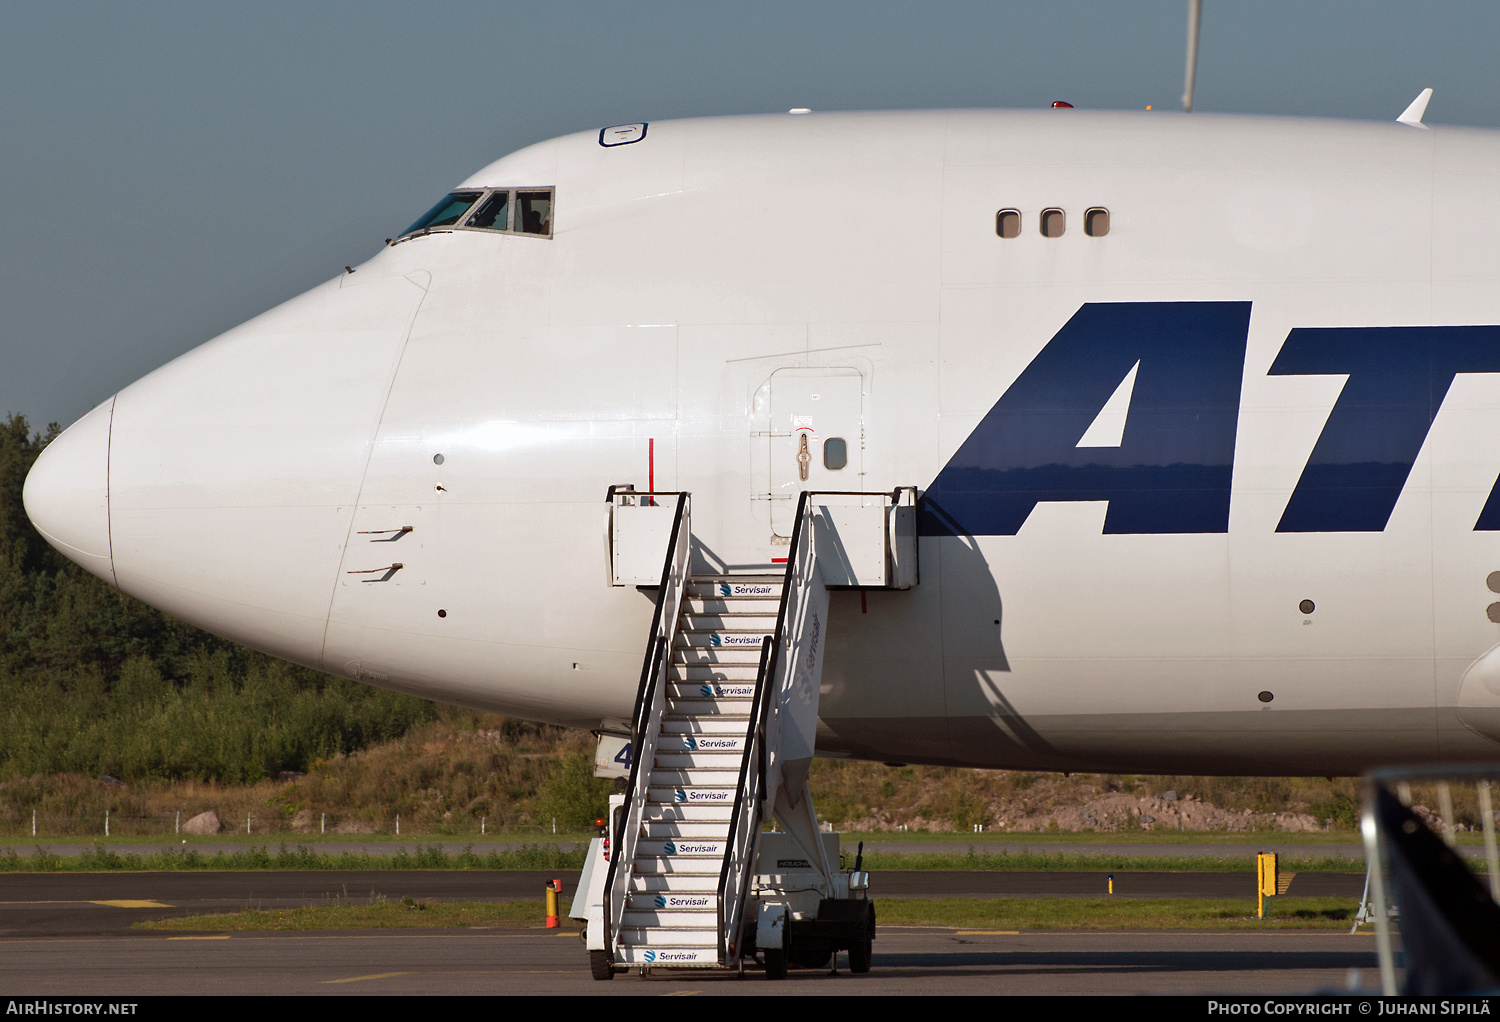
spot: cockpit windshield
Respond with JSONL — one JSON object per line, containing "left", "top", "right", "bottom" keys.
{"left": 402, "top": 191, "right": 484, "bottom": 236}
{"left": 395, "top": 187, "right": 553, "bottom": 242}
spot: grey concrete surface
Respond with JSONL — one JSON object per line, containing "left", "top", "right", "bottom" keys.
{"left": 0, "top": 928, "right": 1385, "bottom": 996}
{"left": 0, "top": 870, "right": 1365, "bottom": 937}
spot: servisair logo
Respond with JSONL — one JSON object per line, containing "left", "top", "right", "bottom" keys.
{"left": 663, "top": 841, "right": 677, "bottom": 855}
{"left": 721, "top": 583, "right": 774, "bottom": 596}
{"left": 699, "top": 683, "right": 754, "bottom": 698}
{"left": 682, "top": 736, "right": 698, "bottom": 751}
{"left": 655, "top": 895, "right": 710, "bottom": 908}
{"left": 643, "top": 950, "right": 658, "bottom": 963}
{"left": 674, "top": 788, "right": 728, "bottom": 802}
{"left": 709, "top": 634, "right": 761, "bottom": 647}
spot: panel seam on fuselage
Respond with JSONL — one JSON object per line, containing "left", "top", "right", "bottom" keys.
{"left": 315, "top": 277, "right": 433, "bottom": 672}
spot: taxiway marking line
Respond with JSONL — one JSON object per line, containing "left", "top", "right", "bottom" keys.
{"left": 0, "top": 900, "right": 172, "bottom": 907}
{"left": 322, "top": 972, "right": 411, "bottom": 984}
{"left": 167, "top": 936, "right": 230, "bottom": 941}
{"left": 955, "top": 931, "right": 1021, "bottom": 935}
{"left": 91, "top": 900, "right": 173, "bottom": 908}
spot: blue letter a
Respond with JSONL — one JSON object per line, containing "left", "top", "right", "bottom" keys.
{"left": 920, "top": 302, "right": 1250, "bottom": 536}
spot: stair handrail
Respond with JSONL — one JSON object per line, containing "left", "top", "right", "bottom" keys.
{"left": 716, "top": 637, "right": 777, "bottom": 964}
{"left": 603, "top": 490, "right": 691, "bottom": 960}
{"left": 715, "top": 489, "right": 813, "bottom": 965}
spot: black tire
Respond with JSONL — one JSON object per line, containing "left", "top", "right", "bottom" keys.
{"left": 849, "top": 936, "right": 872, "bottom": 974}
{"left": 589, "top": 950, "right": 615, "bottom": 981}
{"left": 764, "top": 947, "right": 788, "bottom": 980}
{"left": 790, "top": 950, "right": 831, "bottom": 969}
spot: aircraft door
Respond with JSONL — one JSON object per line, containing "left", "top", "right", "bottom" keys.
{"left": 765, "top": 367, "right": 864, "bottom": 542}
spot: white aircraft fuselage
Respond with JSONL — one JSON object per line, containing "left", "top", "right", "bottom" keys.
{"left": 24, "top": 108, "right": 1500, "bottom": 775}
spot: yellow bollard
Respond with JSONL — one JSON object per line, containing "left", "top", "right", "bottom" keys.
{"left": 545, "top": 879, "right": 561, "bottom": 928}
{"left": 1107, "top": 873, "right": 1114, "bottom": 895}
{"left": 1256, "top": 852, "right": 1278, "bottom": 919}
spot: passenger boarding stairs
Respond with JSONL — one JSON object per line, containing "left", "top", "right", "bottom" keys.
{"left": 595, "top": 486, "right": 916, "bottom": 977}
{"left": 616, "top": 574, "right": 782, "bottom": 965}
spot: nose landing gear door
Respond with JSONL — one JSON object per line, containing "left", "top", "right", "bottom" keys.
{"left": 758, "top": 367, "right": 864, "bottom": 548}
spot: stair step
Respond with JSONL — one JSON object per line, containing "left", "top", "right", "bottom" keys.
{"left": 629, "top": 873, "right": 720, "bottom": 893}
{"left": 635, "top": 838, "right": 726, "bottom": 858}
{"left": 664, "top": 697, "right": 753, "bottom": 716}
{"left": 640, "top": 804, "right": 733, "bottom": 823}
{"left": 671, "top": 664, "right": 760, "bottom": 682}
{"left": 684, "top": 598, "right": 780, "bottom": 615}
{"left": 674, "top": 648, "right": 764, "bottom": 666}
{"left": 627, "top": 890, "right": 720, "bottom": 911}
{"left": 653, "top": 751, "right": 744, "bottom": 770}
{"left": 619, "top": 926, "right": 720, "bottom": 948}
{"left": 647, "top": 768, "right": 740, "bottom": 787}
{"left": 655, "top": 731, "right": 748, "bottom": 753}
{"left": 682, "top": 614, "right": 778, "bottom": 632}
{"left": 632, "top": 857, "right": 723, "bottom": 875}
{"left": 615, "top": 945, "right": 720, "bottom": 965}
{"left": 640, "top": 821, "right": 731, "bottom": 839}
{"left": 659, "top": 719, "right": 748, "bottom": 737}
{"left": 621, "top": 908, "right": 719, "bottom": 929}
{"left": 676, "top": 632, "right": 770, "bottom": 650}
{"left": 665, "top": 697, "right": 753, "bottom": 716}
{"left": 685, "top": 579, "right": 782, "bottom": 599}
{"left": 647, "top": 785, "right": 737, "bottom": 806}
{"left": 667, "top": 681, "right": 757, "bottom": 700}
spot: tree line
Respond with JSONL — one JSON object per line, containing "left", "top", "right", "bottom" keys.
{"left": 0, "top": 414, "right": 436, "bottom": 784}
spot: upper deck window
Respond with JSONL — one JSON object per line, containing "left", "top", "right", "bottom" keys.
{"left": 396, "top": 187, "right": 552, "bottom": 242}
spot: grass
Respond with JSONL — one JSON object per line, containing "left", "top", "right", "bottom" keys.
{"left": 840, "top": 830, "right": 1368, "bottom": 845}
{"left": 874, "top": 896, "right": 1362, "bottom": 930}
{"left": 0, "top": 842, "right": 1378, "bottom": 873}
{"left": 132, "top": 896, "right": 1361, "bottom": 933}
{"left": 0, "top": 842, "right": 587, "bottom": 872}
{"left": 136, "top": 898, "right": 547, "bottom": 931}
{"left": 0, "top": 841, "right": 1374, "bottom": 873}
{"left": 855, "top": 850, "right": 1369, "bottom": 872}
{"left": 0, "top": 830, "right": 596, "bottom": 847}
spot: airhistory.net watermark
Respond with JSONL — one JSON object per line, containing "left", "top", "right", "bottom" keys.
{"left": 6, "top": 1003, "right": 138, "bottom": 1015}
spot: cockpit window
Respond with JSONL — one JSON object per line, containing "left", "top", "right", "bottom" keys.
{"left": 516, "top": 191, "right": 552, "bottom": 235}
{"left": 465, "top": 190, "right": 509, "bottom": 231}
{"left": 402, "top": 191, "right": 483, "bottom": 236}
{"left": 395, "top": 187, "right": 553, "bottom": 242}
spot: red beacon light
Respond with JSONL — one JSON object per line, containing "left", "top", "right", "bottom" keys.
{"left": 1051, "top": 101, "right": 1074, "bottom": 108}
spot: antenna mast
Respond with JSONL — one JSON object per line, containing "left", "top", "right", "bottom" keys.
{"left": 1182, "top": 0, "right": 1202, "bottom": 112}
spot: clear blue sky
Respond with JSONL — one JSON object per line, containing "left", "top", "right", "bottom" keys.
{"left": 4, "top": 1, "right": 1498, "bottom": 427}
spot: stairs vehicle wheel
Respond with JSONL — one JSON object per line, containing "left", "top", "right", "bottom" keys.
{"left": 849, "top": 936, "right": 872, "bottom": 974}
{"left": 764, "top": 947, "right": 788, "bottom": 980}
{"left": 589, "top": 950, "right": 615, "bottom": 981}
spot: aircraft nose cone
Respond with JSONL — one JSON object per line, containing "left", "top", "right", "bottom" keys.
{"left": 22, "top": 397, "right": 116, "bottom": 585}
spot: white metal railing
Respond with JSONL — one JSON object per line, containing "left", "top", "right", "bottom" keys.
{"left": 801, "top": 486, "right": 918, "bottom": 588}
{"left": 605, "top": 485, "right": 681, "bottom": 586}
{"left": 717, "top": 638, "right": 777, "bottom": 965}
{"left": 603, "top": 491, "right": 691, "bottom": 958}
